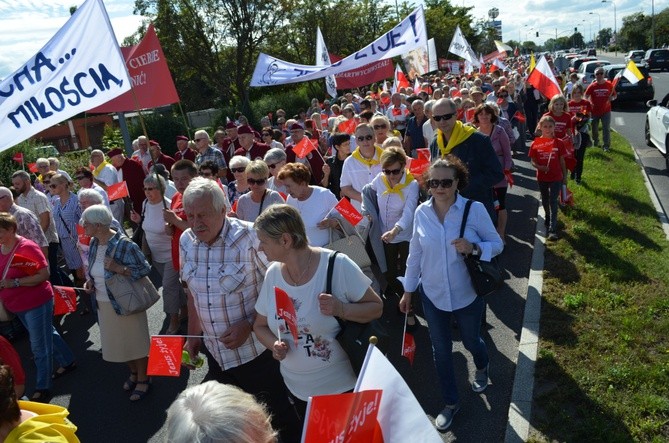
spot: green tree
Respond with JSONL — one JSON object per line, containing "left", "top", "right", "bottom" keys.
{"left": 596, "top": 27, "right": 613, "bottom": 48}
{"left": 423, "top": 0, "right": 479, "bottom": 59}
{"left": 619, "top": 12, "right": 651, "bottom": 50}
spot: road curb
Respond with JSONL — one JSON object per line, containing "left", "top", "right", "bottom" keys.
{"left": 504, "top": 207, "right": 547, "bottom": 443}
{"left": 629, "top": 142, "right": 669, "bottom": 240}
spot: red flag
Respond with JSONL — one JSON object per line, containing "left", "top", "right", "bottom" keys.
{"left": 560, "top": 185, "right": 575, "bottom": 207}
{"left": 321, "top": 113, "right": 329, "bottom": 125}
{"left": 561, "top": 136, "right": 577, "bottom": 172}
{"left": 334, "top": 198, "right": 363, "bottom": 226}
{"left": 402, "top": 332, "right": 416, "bottom": 366}
{"left": 12, "top": 152, "right": 23, "bottom": 163}
{"left": 53, "top": 286, "right": 77, "bottom": 316}
{"left": 10, "top": 254, "right": 40, "bottom": 275}
{"left": 337, "top": 118, "right": 357, "bottom": 135}
{"left": 527, "top": 55, "right": 561, "bottom": 99}
{"left": 408, "top": 158, "right": 430, "bottom": 176}
{"left": 413, "top": 78, "right": 421, "bottom": 94}
{"left": 514, "top": 46, "right": 520, "bottom": 57}
{"left": 107, "top": 181, "right": 129, "bottom": 201}
{"left": 147, "top": 336, "right": 184, "bottom": 377}
{"left": 465, "top": 108, "right": 476, "bottom": 123}
{"left": 293, "top": 137, "right": 316, "bottom": 159}
{"left": 504, "top": 169, "right": 514, "bottom": 188}
{"left": 303, "top": 390, "right": 384, "bottom": 443}
{"left": 532, "top": 137, "right": 555, "bottom": 153}
{"left": 416, "top": 148, "right": 431, "bottom": 162}
{"left": 28, "top": 163, "right": 38, "bottom": 173}
{"left": 513, "top": 111, "right": 526, "bottom": 123}
{"left": 479, "top": 64, "right": 487, "bottom": 74}
{"left": 275, "top": 287, "right": 298, "bottom": 347}
{"left": 76, "top": 224, "right": 91, "bottom": 246}
{"left": 393, "top": 64, "right": 409, "bottom": 92}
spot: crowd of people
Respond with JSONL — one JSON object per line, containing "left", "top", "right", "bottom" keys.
{"left": 0, "top": 56, "right": 618, "bottom": 440}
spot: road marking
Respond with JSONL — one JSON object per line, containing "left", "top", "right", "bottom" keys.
{"left": 614, "top": 116, "right": 625, "bottom": 126}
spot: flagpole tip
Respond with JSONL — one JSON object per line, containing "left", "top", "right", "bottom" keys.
{"left": 369, "top": 336, "right": 378, "bottom": 345}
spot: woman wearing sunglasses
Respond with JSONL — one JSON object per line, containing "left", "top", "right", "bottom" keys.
{"left": 399, "top": 156, "right": 503, "bottom": 432}
{"left": 362, "top": 146, "right": 419, "bottom": 329}
{"left": 340, "top": 123, "right": 384, "bottom": 212}
{"left": 233, "top": 160, "right": 284, "bottom": 223}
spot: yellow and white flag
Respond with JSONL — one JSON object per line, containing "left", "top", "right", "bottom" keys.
{"left": 622, "top": 61, "right": 644, "bottom": 85}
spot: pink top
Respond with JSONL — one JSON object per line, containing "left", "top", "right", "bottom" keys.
{"left": 0, "top": 237, "right": 52, "bottom": 313}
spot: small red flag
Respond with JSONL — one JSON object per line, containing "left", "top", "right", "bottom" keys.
{"left": 76, "top": 224, "right": 91, "bottom": 246}
{"left": 402, "top": 332, "right": 416, "bottom": 366}
{"left": 560, "top": 185, "right": 575, "bottom": 207}
{"left": 513, "top": 111, "right": 526, "bottom": 123}
{"left": 334, "top": 198, "right": 363, "bottom": 226}
{"left": 408, "top": 157, "right": 430, "bottom": 176}
{"left": 147, "top": 336, "right": 184, "bottom": 377}
{"left": 12, "top": 152, "right": 23, "bottom": 163}
{"left": 465, "top": 108, "right": 476, "bottom": 123}
{"left": 532, "top": 137, "right": 555, "bottom": 153}
{"left": 10, "top": 254, "right": 40, "bottom": 275}
{"left": 275, "top": 287, "right": 299, "bottom": 347}
{"left": 321, "top": 113, "right": 329, "bottom": 125}
{"left": 293, "top": 137, "right": 317, "bottom": 159}
{"left": 337, "top": 118, "right": 357, "bottom": 135}
{"left": 416, "top": 148, "right": 431, "bottom": 162}
{"left": 28, "top": 163, "right": 38, "bottom": 173}
{"left": 107, "top": 181, "right": 129, "bottom": 201}
{"left": 53, "top": 286, "right": 77, "bottom": 316}
{"left": 504, "top": 169, "right": 514, "bottom": 188}
{"left": 562, "top": 136, "right": 577, "bottom": 172}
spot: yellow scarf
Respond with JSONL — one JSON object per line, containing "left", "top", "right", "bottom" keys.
{"left": 352, "top": 146, "right": 384, "bottom": 167}
{"left": 92, "top": 160, "right": 111, "bottom": 177}
{"left": 382, "top": 171, "right": 414, "bottom": 200}
{"left": 436, "top": 121, "right": 477, "bottom": 158}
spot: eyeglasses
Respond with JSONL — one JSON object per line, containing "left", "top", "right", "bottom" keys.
{"left": 373, "top": 124, "right": 387, "bottom": 130}
{"left": 247, "top": 178, "right": 267, "bottom": 186}
{"left": 382, "top": 168, "right": 403, "bottom": 176}
{"left": 199, "top": 171, "right": 213, "bottom": 177}
{"left": 427, "top": 178, "right": 455, "bottom": 189}
{"left": 75, "top": 176, "right": 86, "bottom": 181}
{"left": 433, "top": 113, "right": 455, "bottom": 122}
{"left": 357, "top": 135, "right": 374, "bottom": 142}
{"left": 267, "top": 163, "right": 280, "bottom": 170}
{"left": 231, "top": 167, "right": 246, "bottom": 173}
{"left": 144, "top": 187, "right": 156, "bottom": 191}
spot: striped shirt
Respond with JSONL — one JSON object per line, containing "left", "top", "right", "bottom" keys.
{"left": 179, "top": 218, "right": 268, "bottom": 370}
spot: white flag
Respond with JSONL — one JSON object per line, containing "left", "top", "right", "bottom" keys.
{"left": 448, "top": 25, "right": 480, "bottom": 67}
{"left": 355, "top": 345, "right": 442, "bottom": 442}
{"left": 0, "top": 0, "right": 131, "bottom": 153}
{"left": 316, "top": 27, "right": 337, "bottom": 98}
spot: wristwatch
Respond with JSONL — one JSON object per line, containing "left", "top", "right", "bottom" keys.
{"left": 471, "top": 244, "right": 480, "bottom": 257}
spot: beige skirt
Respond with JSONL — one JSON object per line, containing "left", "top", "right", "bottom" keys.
{"left": 97, "top": 300, "right": 150, "bottom": 363}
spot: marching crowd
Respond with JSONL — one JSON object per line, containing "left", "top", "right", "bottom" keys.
{"left": 0, "top": 55, "right": 618, "bottom": 441}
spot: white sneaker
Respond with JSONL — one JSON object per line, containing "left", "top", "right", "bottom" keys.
{"left": 435, "top": 405, "right": 460, "bottom": 431}
{"left": 472, "top": 364, "right": 489, "bottom": 393}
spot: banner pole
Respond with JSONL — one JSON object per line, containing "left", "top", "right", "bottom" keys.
{"left": 177, "top": 102, "right": 192, "bottom": 139}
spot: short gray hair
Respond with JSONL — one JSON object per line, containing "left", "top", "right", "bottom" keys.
{"left": 183, "top": 177, "right": 227, "bottom": 214}
{"left": 424, "top": 99, "right": 436, "bottom": 113}
{"left": 144, "top": 174, "right": 167, "bottom": 189}
{"left": 81, "top": 204, "right": 112, "bottom": 227}
{"left": 78, "top": 189, "right": 103, "bottom": 205}
{"left": 91, "top": 149, "right": 105, "bottom": 158}
{"left": 194, "top": 130, "right": 210, "bottom": 142}
{"left": 48, "top": 157, "right": 60, "bottom": 168}
{"left": 263, "top": 148, "right": 286, "bottom": 164}
{"left": 36, "top": 158, "right": 49, "bottom": 167}
{"left": 229, "top": 155, "right": 250, "bottom": 170}
{"left": 165, "top": 381, "right": 277, "bottom": 443}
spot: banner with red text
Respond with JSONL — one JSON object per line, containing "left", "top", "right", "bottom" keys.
{"left": 330, "top": 55, "right": 395, "bottom": 89}
{"left": 334, "top": 198, "right": 363, "bottom": 226}
{"left": 107, "top": 181, "right": 129, "bottom": 201}
{"left": 53, "top": 286, "right": 77, "bottom": 316}
{"left": 147, "top": 336, "right": 184, "bottom": 377}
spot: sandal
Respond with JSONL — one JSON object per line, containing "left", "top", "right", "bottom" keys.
{"left": 129, "top": 380, "right": 151, "bottom": 402}
{"left": 31, "top": 389, "right": 52, "bottom": 403}
{"left": 123, "top": 372, "right": 138, "bottom": 392}
{"left": 53, "top": 362, "right": 77, "bottom": 379}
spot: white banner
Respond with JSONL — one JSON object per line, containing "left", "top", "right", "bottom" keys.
{"left": 316, "top": 27, "right": 337, "bottom": 98}
{"left": 448, "top": 25, "right": 480, "bottom": 67}
{"left": 0, "top": 0, "right": 131, "bottom": 153}
{"left": 427, "top": 38, "right": 438, "bottom": 72}
{"left": 250, "top": 6, "right": 426, "bottom": 87}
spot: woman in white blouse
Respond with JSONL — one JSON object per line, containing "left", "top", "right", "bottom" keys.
{"left": 340, "top": 123, "right": 383, "bottom": 212}
{"left": 399, "top": 156, "right": 503, "bottom": 432}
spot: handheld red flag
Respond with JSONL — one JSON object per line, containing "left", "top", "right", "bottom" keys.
{"left": 513, "top": 110, "right": 526, "bottom": 123}
{"left": 53, "top": 286, "right": 77, "bottom": 316}
{"left": 337, "top": 118, "right": 357, "bottom": 135}
{"left": 293, "top": 137, "right": 317, "bottom": 159}
{"left": 532, "top": 137, "right": 555, "bottom": 153}
{"left": 10, "top": 254, "right": 40, "bottom": 275}
{"left": 402, "top": 332, "right": 416, "bottom": 366}
{"left": 275, "top": 287, "right": 299, "bottom": 347}
{"left": 561, "top": 136, "right": 577, "bottom": 172}
{"left": 303, "top": 390, "right": 384, "bottom": 443}
{"left": 527, "top": 55, "right": 561, "bottom": 100}
{"left": 465, "top": 107, "right": 476, "bottom": 123}
{"left": 107, "top": 181, "right": 129, "bottom": 201}
{"left": 76, "top": 224, "right": 91, "bottom": 246}
{"left": 28, "top": 163, "right": 38, "bottom": 173}
{"left": 408, "top": 157, "right": 430, "bottom": 176}
{"left": 12, "top": 152, "right": 23, "bottom": 163}
{"left": 560, "top": 185, "right": 575, "bottom": 207}
{"left": 334, "top": 198, "right": 363, "bottom": 226}
{"left": 504, "top": 169, "right": 514, "bottom": 188}
{"left": 147, "top": 336, "right": 184, "bottom": 377}
{"left": 416, "top": 148, "right": 431, "bottom": 162}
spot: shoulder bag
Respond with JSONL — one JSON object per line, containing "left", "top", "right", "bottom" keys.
{"left": 327, "top": 251, "right": 388, "bottom": 374}
{"left": 327, "top": 218, "right": 372, "bottom": 269}
{"left": 104, "top": 238, "right": 160, "bottom": 316}
{"left": 459, "top": 199, "right": 504, "bottom": 296}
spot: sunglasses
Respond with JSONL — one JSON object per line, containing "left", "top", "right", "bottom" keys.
{"left": 373, "top": 124, "right": 387, "bottom": 130}
{"left": 427, "top": 178, "right": 455, "bottom": 189}
{"left": 231, "top": 167, "right": 246, "bottom": 173}
{"left": 199, "top": 171, "right": 213, "bottom": 177}
{"left": 433, "top": 113, "right": 455, "bottom": 122}
{"left": 247, "top": 178, "right": 267, "bottom": 185}
{"left": 357, "top": 135, "right": 374, "bottom": 142}
{"left": 383, "top": 168, "right": 403, "bottom": 175}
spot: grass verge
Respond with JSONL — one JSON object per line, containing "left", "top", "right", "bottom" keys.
{"left": 530, "top": 132, "right": 669, "bottom": 442}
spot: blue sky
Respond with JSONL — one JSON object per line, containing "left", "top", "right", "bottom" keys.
{"left": 0, "top": 0, "right": 656, "bottom": 79}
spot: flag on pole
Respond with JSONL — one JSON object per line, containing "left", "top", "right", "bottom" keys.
{"left": 494, "top": 40, "right": 512, "bottom": 55}
{"left": 275, "top": 287, "right": 299, "bottom": 347}
{"left": 407, "top": 157, "right": 430, "bottom": 176}
{"left": 493, "top": 58, "right": 508, "bottom": 72}
{"left": 316, "top": 27, "right": 337, "bottom": 98}
{"left": 527, "top": 56, "right": 561, "bottom": 100}
{"left": 392, "top": 65, "right": 410, "bottom": 93}
{"left": 514, "top": 46, "right": 520, "bottom": 57}
{"left": 622, "top": 61, "right": 644, "bottom": 85}
{"left": 337, "top": 118, "right": 358, "bottom": 135}
{"left": 448, "top": 26, "right": 480, "bottom": 66}
{"left": 106, "top": 181, "right": 129, "bottom": 201}
{"left": 12, "top": 153, "right": 23, "bottom": 163}
{"left": 28, "top": 163, "right": 38, "bottom": 173}
{"left": 401, "top": 332, "right": 416, "bottom": 366}
{"left": 416, "top": 148, "right": 431, "bottom": 162}
{"left": 382, "top": 80, "right": 388, "bottom": 93}
{"left": 53, "top": 286, "right": 77, "bottom": 316}
{"left": 413, "top": 78, "right": 422, "bottom": 94}
{"left": 334, "top": 198, "right": 363, "bottom": 226}
{"left": 147, "top": 336, "right": 184, "bottom": 377}
{"left": 355, "top": 345, "right": 442, "bottom": 442}
{"left": 293, "top": 137, "right": 317, "bottom": 159}
{"left": 529, "top": 52, "right": 536, "bottom": 72}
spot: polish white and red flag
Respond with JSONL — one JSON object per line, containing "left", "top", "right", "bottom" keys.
{"left": 392, "top": 64, "right": 410, "bottom": 93}
{"left": 527, "top": 55, "right": 561, "bottom": 100}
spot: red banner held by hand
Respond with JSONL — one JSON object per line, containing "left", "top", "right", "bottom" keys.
{"left": 275, "top": 287, "right": 298, "bottom": 347}
{"left": 402, "top": 332, "right": 416, "bottom": 366}
{"left": 107, "top": 181, "right": 129, "bottom": 201}
{"left": 53, "top": 286, "right": 77, "bottom": 316}
{"left": 147, "top": 336, "right": 184, "bottom": 377}
{"left": 334, "top": 198, "right": 363, "bottom": 226}
{"left": 293, "top": 137, "right": 317, "bottom": 159}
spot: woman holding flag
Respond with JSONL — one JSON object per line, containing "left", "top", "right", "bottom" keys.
{"left": 252, "top": 204, "right": 383, "bottom": 430}
{"left": 0, "top": 213, "right": 76, "bottom": 403}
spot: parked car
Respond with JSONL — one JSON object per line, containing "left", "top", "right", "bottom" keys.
{"left": 645, "top": 93, "right": 669, "bottom": 170}
{"left": 603, "top": 64, "right": 654, "bottom": 104}
{"left": 644, "top": 49, "right": 669, "bottom": 71}
{"left": 569, "top": 56, "right": 597, "bottom": 73}
{"left": 577, "top": 60, "right": 611, "bottom": 85}
{"left": 625, "top": 50, "right": 645, "bottom": 64}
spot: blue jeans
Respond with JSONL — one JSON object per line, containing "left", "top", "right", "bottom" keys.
{"left": 591, "top": 111, "right": 611, "bottom": 149}
{"left": 420, "top": 289, "right": 489, "bottom": 406}
{"left": 15, "top": 299, "right": 75, "bottom": 390}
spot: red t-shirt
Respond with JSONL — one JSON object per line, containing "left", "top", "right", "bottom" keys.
{"left": 529, "top": 137, "right": 567, "bottom": 182}
{"left": 0, "top": 336, "right": 25, "bottom": 385}
{"left": 585, "top": 81, "right": 615, "bottom": 116}
{"left": 0, "top": 237, "right": 52, "bottom": 313}
{"left": 170, "top": 192, "right": 187, "bottom": 271}
{"left": 544, "top": 112, "right": 573, "bottom": 139}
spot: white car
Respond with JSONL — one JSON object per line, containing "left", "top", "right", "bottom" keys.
{"left": 577, "top": 60, "right": 611, "bottom": 85}
{"left": 645, "top": 93, "right": 669, "bottom": 170}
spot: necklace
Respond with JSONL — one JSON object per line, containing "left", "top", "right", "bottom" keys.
{"left": 286, "top": 250, "right": 313, "bottom": 286}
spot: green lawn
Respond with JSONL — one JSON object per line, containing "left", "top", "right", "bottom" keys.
{"left": 530, "top": 134, "right": 669, "bottom": 442}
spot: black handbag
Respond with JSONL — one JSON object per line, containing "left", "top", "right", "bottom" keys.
{"left": 459, "top": 199, "right": 504, "bottom": 296}
{"left": 327, "top": 251, "right": 388, "bottom": 374}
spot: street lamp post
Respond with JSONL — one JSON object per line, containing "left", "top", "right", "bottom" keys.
{"left": 590, "top": 12, "right": 601, "bottom": 48}
{"left": 601, "top": 0, "right": 617, "bottom": 56}
{"left": 652, "top": 0, "right": 655, "bottom": 48}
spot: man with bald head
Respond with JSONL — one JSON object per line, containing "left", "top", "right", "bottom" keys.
{"left": 428, "top": 98, "right": 503, "bottom": 219}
